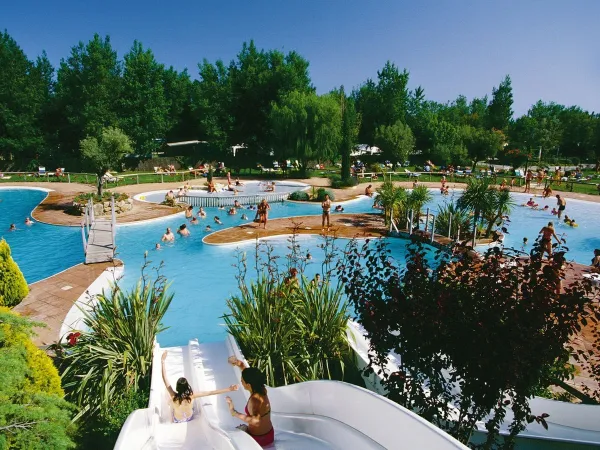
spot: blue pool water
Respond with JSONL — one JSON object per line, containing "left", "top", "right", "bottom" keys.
{"left": 0, "top": 189, "right": 81, "bottom": 283}
{"left": 3, "top": 187, "right": 599, "bottom": 346}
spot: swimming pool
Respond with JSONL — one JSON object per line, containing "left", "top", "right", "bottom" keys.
{"left": 0, "top": 188, "right": 82, "bottom": 283}
{"left": 3, "top": 187, "right": 599, "bottom": 346}
{"left": 135, "top": 180, "right": 308, "bottom": 204}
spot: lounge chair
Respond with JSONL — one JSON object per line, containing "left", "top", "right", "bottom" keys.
{"left": 404, "top": 168, "right": 420, "bottom": 178}
{"left": 37, "top": 166, "right": 46, "bottom": 177}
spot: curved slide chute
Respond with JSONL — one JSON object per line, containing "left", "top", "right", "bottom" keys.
{"left": 115, "top": 336, "right": 469, "bottom": 450}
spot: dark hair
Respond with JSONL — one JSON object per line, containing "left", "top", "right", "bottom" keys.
{"left": 180, "top": 224, "right": 186, "bottom": 230}
{"left": 174, "top": 377, "right": 193, "bottom": 404}
{"left": 242, "top": 367, "right": 266, "bottom": 395}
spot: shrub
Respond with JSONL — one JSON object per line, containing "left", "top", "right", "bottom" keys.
{"left": 0, "top": 239, "right": 29, "bottom": 307}
{"left": 288, "top": 190, "right": 310, "bottom": 201}
{"left": 73, "top": 192, "right": 128, "bottom": 204}
{"left": 56, "top": 258, "right": 173, "bottom": 420}
{"left": 314, "top": 188, "right": 335, "bottom": 202}
{"left": 0, "top": 307, "right": 76, "bottom": 449}
{"left": 330, "top": 177, "right": 358, "bottom": 189}
{"left": 224, "top": 237, "right": 355, "bottom": 387}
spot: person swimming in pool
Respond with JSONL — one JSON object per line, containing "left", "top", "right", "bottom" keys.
{"left": 191, "top": 216, "right": 199, "bottom": 225}
{"left": 205, "top": 225, "right": 212, "bottom": 232}
{"left": 226, "top": 356, "right": 274, "bottom": 447}
{"left": 25, "top": 217, "right": 34, "bottom": 225}
{"left": 177, "top": 224, "right": 190, "bottom": 236}
{"left": 214, "top": 216, "right": 222, "bottom": 225}
{"left": 185, "top": 205, "right": 194, "bottom": 218}
{"left": 198, "top": 207, "right": 206, "bottom": 217}
{"left": 162, "top": 227, "right": 175, "bottom": 242}
{"left": 9, "top": 223, "right": 16, "bottom": 231}
{"left": 241, "top": 214, "right": 248, "bottom": 220}
{"left": 161, "top": 351, "right": 237, "bottom": 423}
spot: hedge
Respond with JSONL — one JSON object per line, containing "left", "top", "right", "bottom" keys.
{"left": 0, "top": 239, "right": 29, "bottom": 307}
{"left": 288, "top": 191, "right": 310, "bottom": 201}
{"left": 315, "top": 188, "right": 335, "bottom": 202}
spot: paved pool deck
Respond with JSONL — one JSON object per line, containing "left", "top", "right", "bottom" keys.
{"left": 12, "top": 261, "right": 122, "bottom": 347}
{"left": 4, "top": 178, "right": 600, "bottom": 227}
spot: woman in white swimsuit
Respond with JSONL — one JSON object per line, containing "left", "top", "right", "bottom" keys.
{"left": 161, "top": 351, "right": 238, "bottom": 423}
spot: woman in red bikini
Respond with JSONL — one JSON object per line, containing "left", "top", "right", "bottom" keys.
{"left": 226, "top": 357, "right": 274, "bottom": 446}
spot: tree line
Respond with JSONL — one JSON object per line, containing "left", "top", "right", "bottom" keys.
{"left": 1, "top": 30, "right": 599, "bottom": 175}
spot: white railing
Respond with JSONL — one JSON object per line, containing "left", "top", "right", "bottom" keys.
{"left": 80, "top": 196, "right": 117, "bottom": 259}
{"left": 179, "top": 192, "right": 288, "bottom": 207}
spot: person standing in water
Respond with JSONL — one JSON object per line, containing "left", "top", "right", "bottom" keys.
{"left": 538, "top": 222, "right": 561, "bottom": 260}
{"left": 556, "top": 194, "right": 566, "bottom": 219}
{"left": 321, "top": 194, "right": 331, "bottom": 231}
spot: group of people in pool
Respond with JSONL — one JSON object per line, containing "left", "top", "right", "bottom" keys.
{"left": 8, "top": 217, "right": 34, "bottom": 231}
{"left": 162, "top": 352, "right": 275, "bottom": 446}
{"left": 521, "top": 194, "right": 574, "bottom": 222}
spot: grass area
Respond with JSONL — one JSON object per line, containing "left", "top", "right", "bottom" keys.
{"left": 2, "top": 166, "right": 599, "bottom": 196}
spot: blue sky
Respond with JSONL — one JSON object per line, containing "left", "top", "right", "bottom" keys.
{"left": 3, "top": 0, "right": 599, "bottom": 116}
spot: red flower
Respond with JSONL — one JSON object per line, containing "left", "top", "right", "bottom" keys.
{"left": 66, "top": 332, "right": 81, "bottom": 346}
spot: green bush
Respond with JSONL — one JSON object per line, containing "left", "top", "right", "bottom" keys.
{"left": 57, "top": 258, "right": 173, "bottom": 420}
{"left": 0, "top": 307, "right": 76, "bottom": 449}
{"left": 330, "top": 177, "right": 358, "bottom": 189}
{"left": 0, "top": 239, "right": 29, "bottom": 307}
{"left": 314, "top": 188, "right": 335, "bottom": 202}
{"left": 73, "top": 192, "right": 128, "bottom": 204}
{"left": 288, "top": 191, "right": 310, "bottom": 201}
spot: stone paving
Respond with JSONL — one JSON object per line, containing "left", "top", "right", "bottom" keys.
{"left": 12, "top": 261, "right": 121, "bottom": 347}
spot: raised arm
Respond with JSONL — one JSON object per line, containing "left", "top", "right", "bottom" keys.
{"left": 161, "top": 352, "right": 176, "bottom": 398}
{"left": 192, "top": 384, "right": 238, "bottom": 399}
{"left": 226, "top": 396, "right": 262, "bottom": 426}
{"left": 228, "top": 355, "right": 247, "bottom": 370}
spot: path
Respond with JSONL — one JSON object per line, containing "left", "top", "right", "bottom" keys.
{"left": 12, "top": 261, "right": 121, "bottom": 346}
{"left": 203, "top": 213, "right": 386, "bottom": 245}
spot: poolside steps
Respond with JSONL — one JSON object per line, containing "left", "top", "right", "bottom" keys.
{"left": 84, "top": 218, "right": 115, "bottom": 264}
{"left": 180, "top": 192, "right": 288, "bottom": 208}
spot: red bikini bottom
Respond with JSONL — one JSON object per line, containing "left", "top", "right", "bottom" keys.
{"left": 248, "top": 427, "right": 274, "bottom": 446}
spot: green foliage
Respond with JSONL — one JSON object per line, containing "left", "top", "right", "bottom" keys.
{"left": 486, "top": 75, "right": 513, "bottom": 131}
{"left": 374, "top": 120, "right": 415, "bottom": 163}
{"left": 314, "top": 188, "right": 335, "bottom": 202}
{"left": 224, "top": 239, "right": 353, "bottom": 387}
{"left": 434, "top": 203, "right": 471, "bottom": 238}
{"left": 270, "top": 91, "right": 342, "bottom": 171}
{"left": 119, "top": 41, "right": 168, "bottom": 156}
{"left": 330, "top": 176, "right": 358, "bottom": 189}
{"left": 376, "top": 180, "right": 408, "bottom": 226}
{"left": 57, "top": 259, "right": 173, "bottom": 420}
{"left": 0, "top": 239, "right": 29, "bottom": 307}
{"left": 288, "top": 190, "right": 310, "bottom": 201}
{"left": 74, "top": 389, "right": 149, "bottom": 450}
{"left": 0, "top": 307, "right": 75, "bottom": 449}
{"left": 339, "top": 237, "right": 600, "bottom": 446}
{"left": 72, "top": 191, "right": 128, "bottom": 204}
{"left": 80, "top": 126, "right": 132, "bottom": 194}
{"left": 461, "top": 125, "right": 505, "bottom": 166}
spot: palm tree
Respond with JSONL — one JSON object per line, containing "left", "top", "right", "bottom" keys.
{"left": 376, "top": 180, "right": 407, "bottom": 226}
{"left": 484, "top": 187, "right": 515, "bottom": 237}
{"left": 456, "top": 178, "right": 496, "bottom": 243}
{"left": 434, "top": 203, "right": 471, "bottom": 238}
{"left": 407, "top": 185, "right": 433, "bottom": 229}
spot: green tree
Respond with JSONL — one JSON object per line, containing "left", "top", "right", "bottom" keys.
{"left": 336, "top": 86, "right": 359, "bottom": 182}
{"left": 0, "top": 307, "right": 75, "bottom": 449}
{"left": 374, "top": 120, "right": 415, "bottom": 163}
{"left": 163, "top": 67, "right": 196, "bottom": 144}
{"left": 354, "top": 62, "right": 410, "bottom": 145}
{"left": 55, "top": 34, "right": 121, "bottom": 166}
{"left": 486, "top": 75, "right": 513, "bottom": 131}
{"left": 375, "top": 180, "right": 408, "bottom": 226}
{"left": 0, "top": 31, "right": 48, "bottom": 166}
{"left": 462, "top": 126, "right": 505, "bottom": 168}
{"left": 80, "top": 127, "right": 132, "bottom": 195}
{"left": 119, "top": 41, "right": 168, "bottom": 156}
{"left": 270, "top": 91, "right": 342, "bottom": 173}
{"left": 0, "top": 239, "right": 29, "bottom": 307}
{"left": 227, "top": 41, "right": 312, "bottom": 165}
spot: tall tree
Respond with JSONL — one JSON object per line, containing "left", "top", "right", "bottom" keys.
{"left": 270, "top": 91, "right": 341, "bottom": 173}
{"left": 0, "top": 31, "right": 48, "bottom": 167}
{"left": 55, "top": 34, "right": 121, "bottom": 166}
{"left": 336, "top": 86, "right": 359, "bottom": 181}
{"left": 486, "top": 75, "right": 513, "bottom": 131}
{"left": 462, "top": 126, "right": 505, "bottom": 168}
{"left": 163, "top": 67, "right": 196, "bottom": 144}
{"left": 119, "top": 41, "right": 168, "bottom": 156}
{"left": 227, "top": 41, "right": 312, "bottom": 165}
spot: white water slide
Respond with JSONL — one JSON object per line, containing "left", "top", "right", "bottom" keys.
{"left": 114, "top": 335, "right": 468, "bottom": 450}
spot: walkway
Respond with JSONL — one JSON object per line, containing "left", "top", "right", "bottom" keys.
{"left": 203, "top": 213, "right": 386, "bottom": 245}
{"left": 85, "top": 219, "right": 114, "bottom": 264}
{"left": 12, "top": 261, "right": 121, "bottom": 346}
